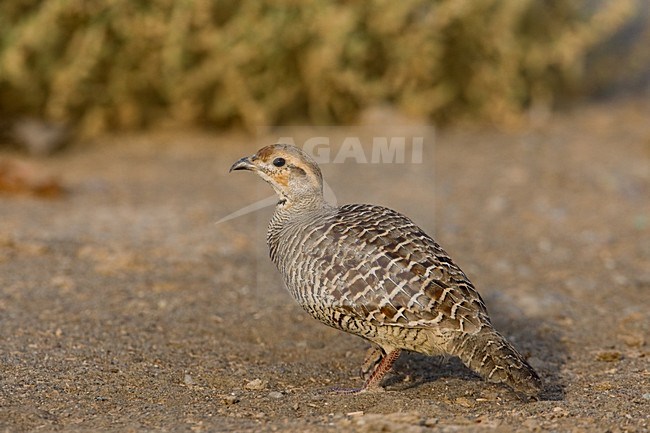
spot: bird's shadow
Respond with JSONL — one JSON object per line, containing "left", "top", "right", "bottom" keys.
{"left": 383, "top": 305, "right": 567, "bottom": 401}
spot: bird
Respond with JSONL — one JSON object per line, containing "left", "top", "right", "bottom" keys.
{"left": 229, "top": 143, "right": 543, "bottom": 399}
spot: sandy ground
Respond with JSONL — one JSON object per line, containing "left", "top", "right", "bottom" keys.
{"left": 0, "top": 98, "right": 649, "bottom": 432}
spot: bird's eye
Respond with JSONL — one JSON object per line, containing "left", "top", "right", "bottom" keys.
{"left": 272, "top": 157, "right": 286, "bottom": 167}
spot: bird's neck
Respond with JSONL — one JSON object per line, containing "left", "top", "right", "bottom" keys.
{"left": 267, "top": 194, "right": 333, "bottom": 266}
{"left": 269, "top": 193, "right": 331, "bottom": 231}
{"left": 276, "top": 192, "right": 329, "bottom": 215}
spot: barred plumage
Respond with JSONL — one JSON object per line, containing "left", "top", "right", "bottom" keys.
{"left": 230, "top": 144, "right": 542, "bottom": 398}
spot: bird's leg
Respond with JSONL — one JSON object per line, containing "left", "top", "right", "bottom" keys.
{"left": 361, "top": 349, "right": 401, "bottom": 391}
{"left": 360, "top": 346, "right": 385, "bottom": 382}
{"left": 331, "top": 348, "right": 401, "bottom": 394}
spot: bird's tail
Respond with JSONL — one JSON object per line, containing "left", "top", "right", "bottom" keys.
{"left": 445, "top": 328, "right": 543, "bottom": 399}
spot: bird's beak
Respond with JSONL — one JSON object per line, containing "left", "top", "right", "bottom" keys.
{"left": 229, "top": 156, "right": 257, "bottom": 172}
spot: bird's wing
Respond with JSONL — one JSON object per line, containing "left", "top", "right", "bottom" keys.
{"left": 311, "top": 204, "right": 491, "bottom": 333}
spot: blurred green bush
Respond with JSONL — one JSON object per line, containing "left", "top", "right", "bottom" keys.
{"left": 0, "top": 0, "right": 637, "bottom": 136}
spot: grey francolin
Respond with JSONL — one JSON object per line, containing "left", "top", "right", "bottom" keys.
{"left": 230, "top": 144, "right": 542, "bottom": 398}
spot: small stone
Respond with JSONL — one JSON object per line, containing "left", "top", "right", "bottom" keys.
{"left": 184, "top": 374, "right": 195, "bottom": 385}
{"left": 642, "top": 393, "right": 650, "bottom": 400}
{"left": 620, "top": 333, "right": 645, "bottom": 348}
{"left": 221, "top": 395, "right": 240, "bottom": 405}
{"left": 455, "top": 397, "right": 473, "bottom": 408}
{"left": 595, "top": 351, "right": 622, "bottom": 362}
{"left": 423, "top": 418, "right": 439, "bottom": 427}
{"left": 593, "top": 381, "right": 613, "bottom": 391}
{"left": 268, "top": 391, "right": 283, "bottom": 399}
{"left": 244, "top": 378, "right": 267, "bottom": 390}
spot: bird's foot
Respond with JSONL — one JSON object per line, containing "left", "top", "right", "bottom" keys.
{"left": 327, "top": 348, "right": 401, "bottom": 395}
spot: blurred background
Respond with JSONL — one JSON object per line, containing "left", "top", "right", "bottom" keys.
{"left": 0, "top": 0, "right": 649, "bottom": 149}
{"left": 0, "top": 2, "right": 649, "bottom": 432}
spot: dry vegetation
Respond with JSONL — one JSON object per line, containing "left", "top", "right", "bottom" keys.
{"left": 0, "top": 0, "right": 640, "bottom": 136}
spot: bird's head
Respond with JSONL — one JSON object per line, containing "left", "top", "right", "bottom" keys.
{"left": 230, "top": 144, "right": 324, "bottom": 208}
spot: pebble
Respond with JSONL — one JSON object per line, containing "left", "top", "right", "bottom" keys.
{"left": 221, "top": 395, "right": 240, "bottom": 405}
{"left": 454, "top": 397, "right": 473, "bottom": 408}
{"left": 244, "top": 378, "right": 267, "bottom": 390}
{"left": 268, "top": 391, "right": 283, "bottom": 399}
{"left": 595, "top": 351, "right": 622, "bottom": 362}
{"left": 184, "top": 374, "right": 195, "bottom": 385}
